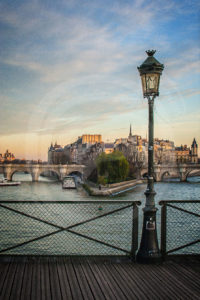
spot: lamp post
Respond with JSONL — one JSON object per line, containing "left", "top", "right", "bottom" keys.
{"left": 136, "top": 50, "right": 164, "bottom": 263}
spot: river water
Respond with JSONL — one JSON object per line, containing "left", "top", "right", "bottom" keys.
{"left": 0, "top": 173, "right": 200, "bottom": 202}
{"left": 0, "top": 173, "right": 199, "bottom": 256}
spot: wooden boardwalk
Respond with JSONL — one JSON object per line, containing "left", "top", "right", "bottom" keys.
{"left": 0, "top": 256, "right": 200, "bottom": 300}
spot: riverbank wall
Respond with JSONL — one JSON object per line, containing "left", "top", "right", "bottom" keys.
{"left": 83, "top": 179, "right": 144, "bottom": 196}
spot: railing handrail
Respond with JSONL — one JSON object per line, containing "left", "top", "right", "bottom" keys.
{"left": 0, "top": 200, "right": 141, "bottom": 204}
{"left": 159, "top": 200, "right": 200, "bottom": 204}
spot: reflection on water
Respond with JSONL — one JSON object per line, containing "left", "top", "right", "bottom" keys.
{"left": 187, "top": 176, "right": 200, "bottom": 183}
{"left": 12, "top": 172, "right": 32, "bottom": 181}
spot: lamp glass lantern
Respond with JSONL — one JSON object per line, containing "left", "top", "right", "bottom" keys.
{"left": 138, "top": 50, "right": 164, "bottom": 98}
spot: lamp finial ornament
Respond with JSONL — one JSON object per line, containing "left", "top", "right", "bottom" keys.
{"left": 146, "top": 50, "right": 156, "bottom": 56}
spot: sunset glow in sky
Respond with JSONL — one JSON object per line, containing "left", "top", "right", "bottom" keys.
{"left": 0, "top": 0, "right": 200, "bottom": 160}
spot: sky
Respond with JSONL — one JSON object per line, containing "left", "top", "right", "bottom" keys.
{"left": 0, "top": 0, "right": 200, "bottom": 160}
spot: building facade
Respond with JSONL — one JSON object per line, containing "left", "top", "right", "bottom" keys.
{"left": 104, "top": 143, "right": 114, "bottom": 154}
{"left": 114, "top": 125, "right": 148, "bottom": 167}
{"left": 154, "top": 138, "right": 176, "bottom": 165}
{"left": 114, "top": 125, "right": 190, "bottom": 166}
{"left": 47, "top": 130, "right": 198, "bottom": 167}
{"left": 48, "top": 135, "right": 104, "bottom": 165}
{"left": 48, "top": 142, "right": 67, "bottom": 164}
{"left": 0, "top": 150, "right": 15, "bottom": 163}
{"left": 175, "top": 138, "right": 198, "bottom": 164}
{"left": 81, "top": 134, "right": 102, "bottom": 144}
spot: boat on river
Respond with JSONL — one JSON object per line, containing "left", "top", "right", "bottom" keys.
{"left": 0, "top": 178, "right": 21, "bottom": 186}
{"left": 62, "top": 176, "right": 76, "bottom": 189}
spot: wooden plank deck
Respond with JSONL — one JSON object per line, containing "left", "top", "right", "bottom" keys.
{"left": 0, "top": 256, "right": 200, "bottom": 300}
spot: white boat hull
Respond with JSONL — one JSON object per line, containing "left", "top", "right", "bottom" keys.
{"left": 62, "top": 177, "right": 76, "bottom": 189}
{"left": 0, "top": 181, "right": 21, "bottom": 186}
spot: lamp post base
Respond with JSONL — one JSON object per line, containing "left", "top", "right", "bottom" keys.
{"left": 136, "top": 206, "right": 162, "bottom": 264}
{"left": 136, "top": 250, "right": 162, "bottom": 264}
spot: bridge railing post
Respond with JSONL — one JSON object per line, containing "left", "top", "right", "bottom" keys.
{"left": 131, "top": 202, "right": 140, "bottom": 260}
{"left": 160, "top": 201, "right": 167, "bottom": 260}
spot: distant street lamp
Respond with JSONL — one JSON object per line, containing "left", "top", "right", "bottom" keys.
{"left": 136, "top": 50, "right": 164, "bottom": 263}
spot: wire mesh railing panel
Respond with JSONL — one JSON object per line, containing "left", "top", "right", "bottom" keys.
{"left": 160, "top": 201, "right": 200, "bottom": 255}
{"left": 72, "top": 206, "right": 132, "bottom": 251}
{"left": 0, "top": 201, "right": 139, "bottom": 256}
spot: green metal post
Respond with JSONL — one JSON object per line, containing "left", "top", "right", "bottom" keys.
{"left": 136, "top": 96, "right": 161, "bottom": 263}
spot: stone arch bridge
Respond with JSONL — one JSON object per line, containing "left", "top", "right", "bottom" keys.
{"left": 0, "top": 164, "right": 86, "bottom": 182}
{"left": 141, "top": 164, "right": 200, "bottom": 182}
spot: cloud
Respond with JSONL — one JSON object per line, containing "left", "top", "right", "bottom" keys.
{"left": 165, "top": 47, "right": 200, "bottom": 79}
{"left": 0, "top": 1, "right": 184, "bottom": 79}
{"left": 0, "top": 0, "right": 199, "bottom": 151}
{"left": 1, "top": 0, "right": 198, "bottom": 87}
{"left": 27, "top": 91, "right": 146, "bottom": 136}
{"left": 159, "top": 88, "right": 200, "bottom": 101}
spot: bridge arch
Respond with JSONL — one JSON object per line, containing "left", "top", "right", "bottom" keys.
{"left": 141, "top": 169, "right": 148, "bottom": 178}
{"left": 68, "top": 171, "right": 83, "bottom": 178}
{"left": 38, "top": 169, "right": 61, "bottom": 181}
{"left": 10, "top": 169, "right": 32, "bottom": 181}
{"left": 141, "top": 172, "right": 148, "bottom": 179}
{"left": 185, "top": 169, "right": 200, "bottom": 181}
{"left": 161, "top": 171, "right": 172, "bottom": 181}
{"left": 140, "top": 171, "right": 157, "bottom": 181}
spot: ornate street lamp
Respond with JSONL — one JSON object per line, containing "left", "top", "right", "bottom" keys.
{"left": 136, "top": 50, "right": 164, "bottom": 263}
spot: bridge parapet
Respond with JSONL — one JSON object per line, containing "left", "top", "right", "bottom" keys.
{"left": 142, "top": 164, "right": 200, "bottom": 182}
{"left": 0, "top": 164, "right": 86, "bottom": 182}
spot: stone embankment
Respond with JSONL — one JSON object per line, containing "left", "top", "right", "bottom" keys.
{"left": 83, "top": 179, "right": 144, "bottom": 196}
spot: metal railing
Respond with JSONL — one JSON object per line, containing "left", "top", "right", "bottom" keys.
{"left": 0, "top": 201, "right": 141, "bottom": 257}
{"left": 159, "top": 200, "right": 200, "bottom": 258}
{"left": 1, "top": 200, "right": 199, "bottom": 259}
